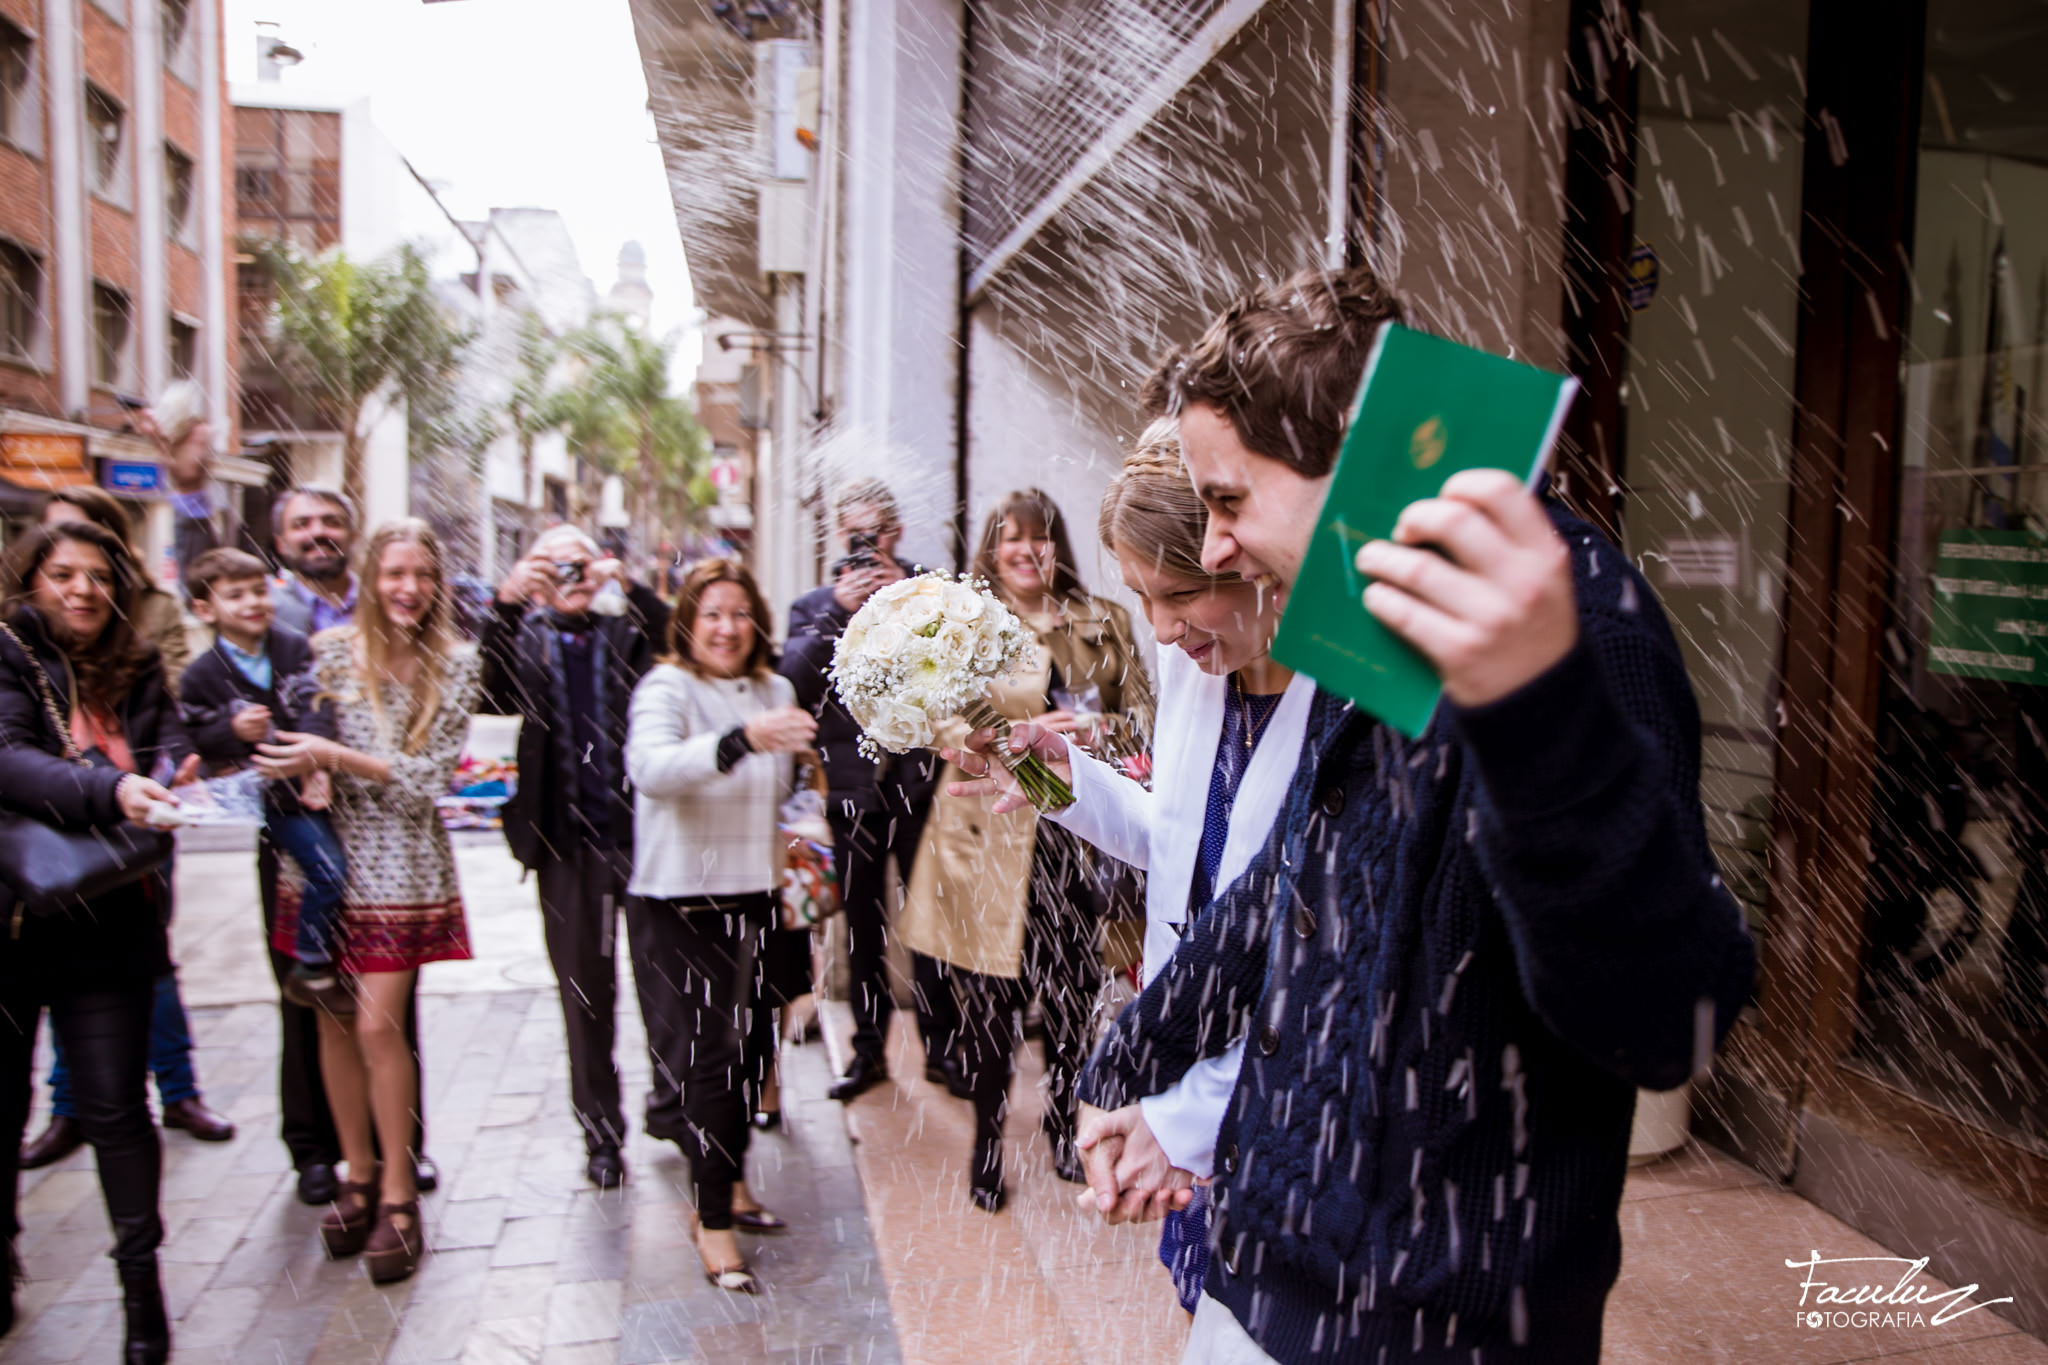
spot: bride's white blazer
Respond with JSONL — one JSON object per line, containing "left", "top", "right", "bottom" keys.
{"left": 1050, "top": 641, "right": 1316, "bottom": 1176}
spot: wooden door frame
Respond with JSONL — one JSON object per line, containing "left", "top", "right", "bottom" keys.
{"left": 1770, "top": 0, "right": 2048, "bottom": 1224}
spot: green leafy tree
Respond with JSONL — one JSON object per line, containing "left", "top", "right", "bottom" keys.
{"left": 256, "top": 241, "right": 470, "bottom": 513}
{"left": 549, "top": 315, "right": 708, "bottom": 545}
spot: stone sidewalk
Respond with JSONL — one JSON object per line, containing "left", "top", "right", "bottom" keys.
{"left": 4, "top": 831, "right": 2045, "bottom": 1364}
{"left": 1, "top": 834, "right": 898, "bottom": 1365}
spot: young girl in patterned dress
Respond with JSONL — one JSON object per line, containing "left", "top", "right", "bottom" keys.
{"left": 254, "top": 518, "right": 478, "bottom": 1284}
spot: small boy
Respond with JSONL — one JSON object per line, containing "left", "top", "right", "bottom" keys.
{"left": 180, "top": 548, "right": 354, "bottom": 1016}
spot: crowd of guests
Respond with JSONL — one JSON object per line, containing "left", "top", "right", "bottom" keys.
{"left": 0, "top": 262, "right": 1756, "bottom": 1365}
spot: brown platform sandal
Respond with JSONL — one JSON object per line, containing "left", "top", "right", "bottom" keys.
{"left": 363, "top": 1200, "right": 422, "bottom": 1284}
{"left": 318, "top": 1179, "right": 376, "bottom": 1258}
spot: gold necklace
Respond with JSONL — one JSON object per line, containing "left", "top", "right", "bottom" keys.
{"left": 1232, "top": 670, "right": 1277, "bottom": 751}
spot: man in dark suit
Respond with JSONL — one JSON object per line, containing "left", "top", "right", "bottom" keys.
{"left": 479, "top": 525, "right": 665, "bottom": 1189}
{"left": 780, "top": 479, "right": 961, "bottom": 1102}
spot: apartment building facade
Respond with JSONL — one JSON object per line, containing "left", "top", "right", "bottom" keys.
{"left": 0, "top": 0, "right": 242, "bottom": 577}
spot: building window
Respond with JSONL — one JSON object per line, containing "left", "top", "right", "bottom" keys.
{"left": 160, "top": 0, "right": 195, "bottom": 79}
{"left": 89, "top": 0, "right": 128, "bottom": 23}
{"left": 169, "top": 318, "right": 197, "bottom": 380}
{"left": 1, "top": 240, "right": 43, "bottom": 364}
{"left": 0, "top": 19, "right": 37, "bottom": 155}
{"left": 84, "top": 83, "right": 127, "bottom": 203}
{"left": 92, "top": 282, "right": 133, "bottom": 391}
{"left": 165, "top": 143, "right": 194, "bottom": 241}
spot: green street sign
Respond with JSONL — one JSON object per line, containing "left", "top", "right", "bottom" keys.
{"left": 1928, "top": 529, "right": 2048, "bottom": 686}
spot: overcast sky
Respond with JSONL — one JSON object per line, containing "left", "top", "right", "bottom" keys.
{"left": 223, "top": 0, "right": 703, "bottom": 377}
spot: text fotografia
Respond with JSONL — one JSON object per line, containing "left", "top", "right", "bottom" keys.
{"left": 1785, "top": 1253, "right": 2014, "bottom": 1329}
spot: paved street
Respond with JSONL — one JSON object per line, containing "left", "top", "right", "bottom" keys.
{"left": 0, "top": 828, "right": 2042, "bottom": 1364}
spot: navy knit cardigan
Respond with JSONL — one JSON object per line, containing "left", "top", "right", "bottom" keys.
{"left": 1077, "top": 510, "right": 1757, "bottom": 1363}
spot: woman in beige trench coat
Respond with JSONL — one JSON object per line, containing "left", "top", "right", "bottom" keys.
{"left": 899, "top": 488, "right": 1152, "bottom": 1212}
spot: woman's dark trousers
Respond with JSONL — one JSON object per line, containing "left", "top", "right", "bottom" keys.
{"left": 0, "top": 982, "right": 163, "bottom": 1272}
{"left": 955, "top": 828, "right": 1102, "bottom": 1184}
{"left": 633, "top": 893, "right": 773, "bottom": 1230}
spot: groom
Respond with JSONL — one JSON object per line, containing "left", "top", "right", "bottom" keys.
{"left": 1000, "top": 268, "right": 1755, "bottom": 1363}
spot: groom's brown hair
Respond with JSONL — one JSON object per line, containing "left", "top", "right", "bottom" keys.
{"left": 1141, "top": 265, "right": 1405, "bottom": 480}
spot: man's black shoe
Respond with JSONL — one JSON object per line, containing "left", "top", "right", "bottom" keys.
{"left": 645, "top": 1114, "right": 689, "bottom": 1144}
{"left": 923, "top": 1055, "right": 973, "bottom": 1101}
{"left": 19, "top": 1115, "right": 84, "bottom": 1169}
{"left": 414, "top": 1154, "right": 439, "bottom": 1193}
{"left": 586, "top": 1148, "right": 625, "bottom": 1190}
{"left": 296, "top": 1162, "right": 340, "bottom": 1206}
{"left": 828, "top": 1054, "right": 887, "bottom": 1103}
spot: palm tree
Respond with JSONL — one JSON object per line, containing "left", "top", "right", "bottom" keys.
{"left": 255, "top": 241, "right": 469, "bottom": 513}
{"left": 550, "top": 315, "right": 708, "bottom": 548}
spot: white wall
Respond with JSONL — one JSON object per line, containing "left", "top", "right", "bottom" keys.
{"left": 360, "top": 390, "right": 410, "bottom": 531}
{"left": 965, "top": 309, "right": 1154, "bottom": 663}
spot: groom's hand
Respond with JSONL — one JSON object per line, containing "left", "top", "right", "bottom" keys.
{"left": 1354, "top": 469, "right": 1578, "bottom": 707}
{"left": 1074, "top": 1102, "right": 1195, "bottom": 1225}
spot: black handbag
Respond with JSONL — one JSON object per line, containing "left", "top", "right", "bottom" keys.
{"left": 0, "top": 623, "right": 174, "bottom": 921}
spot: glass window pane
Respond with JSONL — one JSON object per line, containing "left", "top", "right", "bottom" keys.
{"left": 1618, "top": 0, "right": 1813, "bottom": 951}
{"left": 1850, "top": 3, "right": 2048, "bottom": 1157}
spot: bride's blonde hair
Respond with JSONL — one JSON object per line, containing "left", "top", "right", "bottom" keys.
{"left": 1097, "top": 418, "right": 1230, "bottom": 584}
{"left": 348, "top": 518, "right": 455, "bottom": 755}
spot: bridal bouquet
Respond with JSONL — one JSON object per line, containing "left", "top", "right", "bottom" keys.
{"left": 830, "top": 572, "right": 1076, "bottom": 812}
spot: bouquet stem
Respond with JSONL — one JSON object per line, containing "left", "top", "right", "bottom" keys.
{"left": 961, "top": 701, "right": 1075, "bottom": 814}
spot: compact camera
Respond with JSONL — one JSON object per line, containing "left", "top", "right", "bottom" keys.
{"left": 552, "top": 560, "right": 586, "bottom": 585}
{"left": 833, "top": 532, "right": 881, "bottom": 578}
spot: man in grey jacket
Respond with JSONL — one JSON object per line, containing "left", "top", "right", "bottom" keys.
{"left": 269, "top": 487, "right": 360, "bottom": 636}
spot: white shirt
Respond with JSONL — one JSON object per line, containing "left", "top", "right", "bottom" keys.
{"left": 1051, "top": 644, "right": 1316, "bottom": 1176}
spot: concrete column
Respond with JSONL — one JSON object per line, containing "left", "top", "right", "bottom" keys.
{"left": 841, "top": 0, "right": 895, "bottom": 440}
{"left": 836, "top": 0, "right": 963, "bottom": 571}
{"left": 764, "top": 272, "right": 804, "bottom": 619}
{"left": 133, "top": 0, "right": 167, "bottom": 401}
{"left": 1378, "top": 0, "right": 1571, "bottom": 363}
{"left": 45, "top": 0, "right": 89, "bottom": 416}
{"left": 197, "top": 0, "right": 228, "bottom": 430}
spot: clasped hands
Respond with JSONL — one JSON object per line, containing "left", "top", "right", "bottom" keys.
{"left": 1072, "top": 1101, "right": 1200, "bottom": 1225}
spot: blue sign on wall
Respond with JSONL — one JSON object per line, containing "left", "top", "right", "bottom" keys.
{"left": 102, "top": 462, "right": 164, "bottom": 494}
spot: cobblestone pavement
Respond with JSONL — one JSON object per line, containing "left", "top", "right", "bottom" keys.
{"left": 3, "top": 830, "right": 2045, "bottom": 1365}
{"left": 1, "top": 833, "right": 897, "bottom": 1365}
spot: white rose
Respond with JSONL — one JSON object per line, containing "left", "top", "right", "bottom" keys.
{"left": 972, "top": 617, "right": 1010, "bottom": 669}
{"left": 868, "top": 577, "right": 921, "bottom": 609}
{"left": 867, "top": 697, "right": 931, "bottom": 752}
{"left": 930, "top": 619, "right": 976, "bottom": 669}
{"left": 942, "top": 581, "right": 986, "bottom": 623}
{"left": 862, "top": 619, "right": 911, "bottom": 660}
{"left": 893, "top": 576, "right": 948, "bottom": 628}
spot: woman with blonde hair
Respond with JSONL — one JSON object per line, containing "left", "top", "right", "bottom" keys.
{"left": 625, "top": 557, "right": 817, "bottom": 1294}
{"left": 253, "top": 518, "right": 479, "bottom": 1284}
{"left": 948, "top": 420, "right": 1314, "bottom": 1310}
{"left": 900, "top": 488, "right": 1151, "bottom": 1212}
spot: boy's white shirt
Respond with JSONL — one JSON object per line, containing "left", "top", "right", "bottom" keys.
{"left": 1051, "top": 642, "right": 1316, "bottom": 1177}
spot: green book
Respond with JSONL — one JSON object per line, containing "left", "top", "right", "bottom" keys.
{"left": 1272, "top": 324, "right": 1578, "bottom": 736}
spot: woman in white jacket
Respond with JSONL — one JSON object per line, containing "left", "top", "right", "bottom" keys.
{"left": 947, "top": 422, "right": 1313, "bottom": 1312}
{"left": 625, "top": 558, "right": 816, "bottom": 1296}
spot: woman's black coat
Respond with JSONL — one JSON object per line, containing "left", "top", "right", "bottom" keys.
{"left": 0, "top": 608, "right": 188, "bottom": 991}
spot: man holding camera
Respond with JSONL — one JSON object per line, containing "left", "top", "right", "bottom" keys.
{"left": 482, "top": 524, "right": 665, "bottom": 1188}
{"left": 781, "top": 480, "right": 961, "bottom": 1102}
